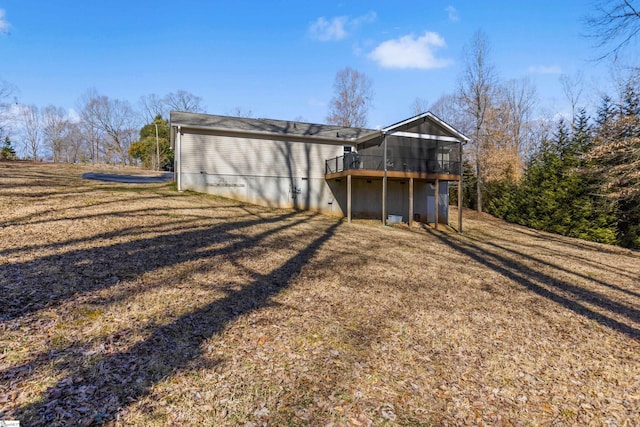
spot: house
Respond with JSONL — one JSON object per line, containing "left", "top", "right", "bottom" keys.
{"left": 170, "top": 111, "right": 468, "bottom": 230}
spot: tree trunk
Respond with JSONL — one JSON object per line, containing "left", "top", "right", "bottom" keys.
{"left": 476, "top": 162, "right": 482, "bottom": 213}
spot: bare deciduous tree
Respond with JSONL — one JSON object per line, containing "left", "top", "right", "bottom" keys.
{"left": 0, "top": 79, "right": 17, "bottom": 139}
{"left": 326, "top": 67, "right": 373, "bottom": 128}
{"left": 410, "top": 97, "right": 429, "bottom": 116}
{"left": 82, "top": 93, "right": 137, "bottom": 165}
{"left": 458, "top": 30, "right": 498, "bottom": 212}
{"left": 20, "top": 104, "right": 42, "bottom": 161}
{"left": 139, "top": 93, "right": 168, "bottom": 124}
{"left": 164, "top": 90, "right": 205, "bottom": 113}
{"left": 586, "top": 0, "right": 640, "bottom": 58}
{"left": 227, "top": 107, "right": 254, "bottom": 118}
{"left": 42, "top": 105, "right": 69, "bottom": 162}
{"left": 560, "top": 72, "right": 585, "bottom": 126}
{"left": 430, "top": 94, "right": 464, "bottom": 127}
{"left": 64, "top": 122, "right": 87, "bottom": 163}
{"left": 481, "top": 82, "right": 535, "bottom": 185}
{"left": 78, "top": 89, "right": 104, "bottom": 163}
{"left": 501, "top": 78, "right": 537, "bottom": 165}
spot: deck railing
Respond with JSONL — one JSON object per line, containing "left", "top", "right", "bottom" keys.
{"left": 325, "top": 153, "right": 461, "bottom": 175}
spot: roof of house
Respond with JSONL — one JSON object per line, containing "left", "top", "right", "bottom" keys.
{"left": 383, "top": 111, "right": 470, "bottom": 142}
{"left": 170, "top": 111, "right": 381, "bottom": 143}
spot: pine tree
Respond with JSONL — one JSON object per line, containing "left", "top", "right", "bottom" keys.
{"left": 589, "top": 87, "right": 640, "bottom": 247}
{"left": 566, "top": 110, "right": 616, "bottom": 243}
{"left": 500, "top": 117, "right": 617, "bottom": 244}
{"left": 1, "top": 136, "right": 16, "bottom": 160}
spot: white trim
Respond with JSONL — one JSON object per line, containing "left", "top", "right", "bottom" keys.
{"left": 176, "top": 126, "right": 182, "bottom": 191}
{"left": 383, "top": 112, "right": 432, "bottom": 131}
{"left": 383, "top": 111, "right": 470, "bottom": 142}
{"left": 386, "top": 130, "right": 462, "bottom": 143}
{"left": 424, "top": 113, "right": 470, "bottom": 142}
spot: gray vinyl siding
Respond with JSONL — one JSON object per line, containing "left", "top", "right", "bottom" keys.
{"left": 179, "top": 130, "right": 346, "bottom": 213}
{"left": 181, "top": 133, "right": 339, "bottom": 179}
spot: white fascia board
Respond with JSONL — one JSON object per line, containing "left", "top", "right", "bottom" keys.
{"left": 382, "top": 111, "right": 470, "bottom": 142}
{"left": 385, "top": 130, "right": 462, "bottom": 143}
{"left": 382, "top": 112, "right": 432, "bottom": 131}
{"left": 425, "top": 113, "right": 470, "bottom": 142}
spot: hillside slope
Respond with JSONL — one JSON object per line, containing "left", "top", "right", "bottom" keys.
{"left": 1, "top": 162, "right": 638, "bottom": 426}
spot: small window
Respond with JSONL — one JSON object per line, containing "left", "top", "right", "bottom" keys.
{"left": 343, "top": 146, "right": 352, "bottom": 153}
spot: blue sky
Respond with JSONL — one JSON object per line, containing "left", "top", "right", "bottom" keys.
{"left": 0, "top": 1, "right": 621, "bottom": 127}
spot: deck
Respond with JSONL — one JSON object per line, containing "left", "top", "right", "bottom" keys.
{"left": 324, "top": 153, "right": 463, "bottom": 230}
{"left": 325, "top": 154, "right": 461, "bottom": 182}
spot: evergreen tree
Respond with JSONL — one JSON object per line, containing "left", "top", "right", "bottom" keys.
{"left": 572, "top": 108, "right": 592, "bottom": 153}
{"left": 449, "top": 160, "right": 479, "bottom": 210}
{"left": 486, "top": 163, "right": 518, "bottom": 221}
{"left": 491, "top": 117, "right": 617, "bottom": 244}
{"left": 461, "top": 160, "right": 478, "bottom": 210}
{"left": 526, "top": 124, "right": 566, "bottom": 233}
{"left": 0, "top": 136, "right": 16, "bottom": 160}
{"left": 565, "top": 111, "right": 616, "bottom": 243}
{"left": 128, "top": 115, "right": 173, "bottom": 170}
{"left": 595, "top": 95, "right": 616, "bottom": 132}
{"left": 589, "top": 85, "right": 640, "bottom": 248}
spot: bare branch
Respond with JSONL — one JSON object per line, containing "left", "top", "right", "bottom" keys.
{"left": 163, "top": 90, "right": 205, "bottom": 113}
{"left": 20, "top": 105, "right": 42, "bottom": 161}
{"left": 139, "top": 94, "right": 168, "bottom": 123}
{"left": 457, "top": 30, "right": 498, "bottom": 212}
{"left": 326, "top": 67, "right": 373, "bottom": 128}
{"left": 585, "top": 0, "right": 640, "bottom": 59}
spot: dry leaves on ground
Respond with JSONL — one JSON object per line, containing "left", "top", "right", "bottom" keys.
{"left": 1, "top": 161, "right": 639, "bottom": 426}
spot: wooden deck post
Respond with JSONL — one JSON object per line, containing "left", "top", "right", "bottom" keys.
{"left": 434, "top": 179, "right": 439, "bottom": 230}
{"left": 347, "top": 174, "right": 352, "bottom": 223}
{"left": 409, "top": 177, "right": 414, "bottom": 228}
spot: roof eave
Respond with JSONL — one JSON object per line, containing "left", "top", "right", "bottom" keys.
{"left": 382, "top": 111, "right": 470, "bottom": 142}
{"left": 170, "top": 122, "right": 380, "bottom": 145}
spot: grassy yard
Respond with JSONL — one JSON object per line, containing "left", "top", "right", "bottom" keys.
{"left": 1, "top": 161, "right": 638, "bottom": 426}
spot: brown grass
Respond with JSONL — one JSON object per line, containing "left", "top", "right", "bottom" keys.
{"left": 1, "top": 161, "right": 639, "bottom": 426}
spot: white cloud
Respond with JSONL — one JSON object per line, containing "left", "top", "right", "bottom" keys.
{"left": 445, "top": 6, "right": 459, "bottom": 22}
{"left": 309, "top": 11, "right": 376, "bottom": 42}
{"left": 309, "top": 16, "right": 348, "bottom": 41}
{"left": 0, "top": 9, "right": 9, "bottom": 34}
{"left": 528, "top": 65, "right": 562, "bottom": 74}
{"left": 368, "top": 32, "right": 452, "bottom": 69}
{"left": 352, "top": 11, "right": 377, "bottom": 27}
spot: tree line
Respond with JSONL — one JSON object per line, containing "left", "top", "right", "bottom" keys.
{"left": 0, "top": 87, "right": 204, "bottom": 168}
{"left": 423, "top": 28, "right": 638, "bottom": 249}
{"left": 483, "top": 84, "right": 640, "bottom": 248}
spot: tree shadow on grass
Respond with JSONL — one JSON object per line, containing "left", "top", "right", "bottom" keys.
{"left": 471, "top": 227, "right": 640, "bottom": 284}
{"left": 0, "top": 205, "right": 253, "bottom": 259}
{"left": 431, "top": 232, "right": 640, "bottom": 340}
{"left": 0, "top": 207, "right": 303, "bottom": 323}
{"left": 466, "top": 233, "right": 640, "bottom": 301}
{"left": 7, "top": 215, "right": 340, "bottom": 425}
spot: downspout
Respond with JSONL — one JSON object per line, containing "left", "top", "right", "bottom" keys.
{"left": 458, "top": 139, "right": 463, "bottom": 233}
{"left": 176, "top": 126, "right": 182, "bottom": 192}
{"left": 382, "top": 132, "right": 388, "bottom": 226}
